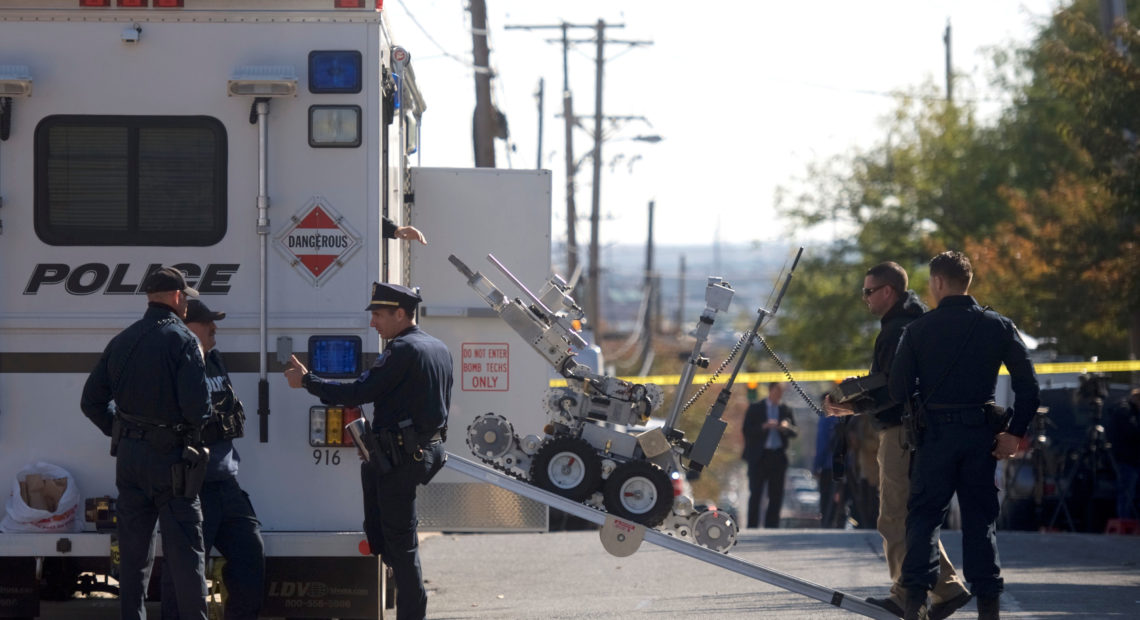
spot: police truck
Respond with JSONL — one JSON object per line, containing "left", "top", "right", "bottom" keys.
{"left": 0, "top": 1, "right": 551, "bottom": 617}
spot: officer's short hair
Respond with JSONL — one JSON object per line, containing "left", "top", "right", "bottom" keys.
{"left": 929, "top": 251, "right": 973, "bottom": 289}
{"left": 866, "top": 261, "right": 908, "bottom": 295}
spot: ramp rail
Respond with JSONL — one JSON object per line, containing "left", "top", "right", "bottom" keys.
{"left": 444, "top": 453, "right": 895, "bottom": 619}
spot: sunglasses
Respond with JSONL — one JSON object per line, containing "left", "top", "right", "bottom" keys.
{"left": 862, "top": 284, "right": 887, "bottom": 298}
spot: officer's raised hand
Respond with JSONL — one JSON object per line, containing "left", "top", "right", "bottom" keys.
{"left": 284, "top": 354, "right": 309, "bottom": 389}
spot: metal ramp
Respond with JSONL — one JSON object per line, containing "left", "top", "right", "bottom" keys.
{"left": 444, "top": 453, "right": 895, "bottom": 619}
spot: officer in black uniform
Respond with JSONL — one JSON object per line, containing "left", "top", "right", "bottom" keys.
{"left": 284, "top": 282, "right": 452, "bottom": 620}
{"left": 888, "top": 251, "right": 1040, "bottom": 620}
{"left": 160, "top": 299, "right": 264, "bottom": 620}
{"left": 80, "top": 266, "right": 212, "bottom": 620}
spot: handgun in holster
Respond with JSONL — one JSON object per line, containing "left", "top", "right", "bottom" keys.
{"left": 172, "top": 428, "right": 210, "bottom": 499}
{"left": 397, "top": 418, "right": 422, "bottom": 461}
{"left": 983, "top": 402, "right": 1010, "bottom": 434}
{"left": 902, "top": 393, "right": 926, "bottom": 450}
{"left": 367, "top": 432, "right": 395, "bottom": 474}
{"left": 110, "top": 416, "right": 122, "bottom": 457}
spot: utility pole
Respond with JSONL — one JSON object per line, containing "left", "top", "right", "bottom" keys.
{"left": 506, "top": 20, "right": 651, "bottom": 329}
{"left": 943, "top": 19, "right": 953, "bottom": 103}
{"left": 676, "top": 254, "right": 686, "bottom": 335}
{"left": 587, "top": 19, "right": 608, "bottom": 332}
{"left": 534, "top": 77, "right": 544, "bottom": 169}
{"left": 504, "top": 22, "right": 596, "bottom": 283}
{"left": 1099, "top": 0, "right": 1127, "bottom": 53}
{"left": 640, "top": 200, "right": 655, "bottom": 369}
{"left": 471, "top": 0, "right": 497, "bottom": 167}
{"left": 560, "top": 25, "right": 579, "bottom": 281}
{"left": 1098, "top": 0, "right": 1136, "bottom": 384}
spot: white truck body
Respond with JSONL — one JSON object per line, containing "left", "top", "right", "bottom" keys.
{"left": 0, "top": 1, "right": 549, "bottom": 615}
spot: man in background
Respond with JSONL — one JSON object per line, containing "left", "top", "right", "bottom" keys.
{"left": 741, "top": 382, "right": 797, "bottom": 528}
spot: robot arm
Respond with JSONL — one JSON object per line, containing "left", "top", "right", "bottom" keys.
{"left": 449, "top": 254, "right": 586, "bottom": 375}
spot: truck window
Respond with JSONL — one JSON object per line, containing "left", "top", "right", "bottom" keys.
{"left": 34, "top": 115, "right": 227, "bottom": 246}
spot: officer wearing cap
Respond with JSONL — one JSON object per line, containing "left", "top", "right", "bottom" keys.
{"left": 81, "top": 266, "right": 212, "bottom": 620}
{"left": 284, "top": 282, "right": 452, "bottom": 620}
{"left": 160, "top": 299, "right": 264, "bottom": 620}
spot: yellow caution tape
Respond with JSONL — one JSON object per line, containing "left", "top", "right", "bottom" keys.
{"left": 548, "top": 360, "right": 1140, "bottom": 388}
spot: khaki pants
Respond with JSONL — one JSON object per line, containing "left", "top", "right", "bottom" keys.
{"left": 878, "top": 425, "right": 969, "bottom": 605}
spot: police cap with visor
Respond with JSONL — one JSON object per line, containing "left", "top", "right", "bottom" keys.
{"left": 141, "top": 266, "right": 199, "bottom": 298}
{"left": 185, "top": 299, "right": 226, "bottom": 324}
{"left": 366, "top": 282, "right": 421, "bottom": 311}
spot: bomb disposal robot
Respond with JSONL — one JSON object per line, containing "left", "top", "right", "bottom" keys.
{"left": 449, "top": 254, "right": 755, "bottom": 552}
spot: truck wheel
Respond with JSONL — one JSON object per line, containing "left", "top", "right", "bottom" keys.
{"left": 602, "top": 460, "right": 673, "bottom": 527}
{"left": 529, "top": 437, "right": 602, "bottom": 501}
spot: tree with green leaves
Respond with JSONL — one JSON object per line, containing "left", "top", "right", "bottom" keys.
{"left": 777, "top": 0, "right": 1140, "bottom": 364}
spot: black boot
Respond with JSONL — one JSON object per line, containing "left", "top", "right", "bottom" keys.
{"left": 904, "top": 590, "right": 929, "bottom": 620}
{"left": 977, "top": 595, "right": 1000, "bottom": 620}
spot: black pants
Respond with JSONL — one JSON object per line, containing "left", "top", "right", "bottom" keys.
{"left": 747, "top": 449, "right": 788, "bottom": 528}
{"left": 817, "top": 470, "right": 843, "bottom": 528}
{"left": 360, "top": 442, "right": 441, "bottom": 620}
{"left": 160, "top": 476, "right": 264, "bottom": 620}
{"left": 116, "top": 438, "right": 206, "bottom": 620}
{"left": 902, "top": 417, "right": 1003, "bottom": 598}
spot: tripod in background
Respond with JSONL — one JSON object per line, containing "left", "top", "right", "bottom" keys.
{"left": 1048, "top": 374, "right": 1120, "bottom": 532}
{"left": 1000, "top": 407, "right": 1052, "bottom": 529}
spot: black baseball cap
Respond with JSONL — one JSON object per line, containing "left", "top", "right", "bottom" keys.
{"left": 185, "top": 299, "right": 226, "bottom": 324}
{"left": 141, "top": 266, "right": 199, "bottom": 297}
{"left": 365, "top": 282, "right": 422, "bottom": 311}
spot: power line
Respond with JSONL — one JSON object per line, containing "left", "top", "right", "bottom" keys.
{"left": 394, "top": 0, "right": 480, "bottom": 71}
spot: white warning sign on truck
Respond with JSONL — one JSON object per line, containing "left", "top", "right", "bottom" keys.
{"left": 275, "top": 197, "right": 362, "bottom": 287}
{"left": 461, "top": 342, "right": 510, "bottom": 391}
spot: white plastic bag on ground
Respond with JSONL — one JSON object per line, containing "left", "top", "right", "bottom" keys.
{"left": 1, "top": 462, "right": 84, "bottom": 533}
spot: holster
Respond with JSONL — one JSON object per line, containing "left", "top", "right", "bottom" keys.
{"left": 397, "top": 419, "right": 418, "bottom": 458}
{"left": 367, "top": 432, "right": 395, "bottom": 474}
{"left": 902, "top": 395, "right": 926, "bottom": 450}
{"left": 110, "top": 417, "right": 122, "bottom": 457}
{"left": 171, "top": 445, "right": 210, "bottom": 499}
{"left": 383, "top": 431, "right": 404, "bottom": 467}
{"left": 984, "top": 402, "right": 1010, "bottom": 434}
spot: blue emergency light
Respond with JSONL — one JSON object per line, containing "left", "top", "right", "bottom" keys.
{"left": 308, "top": 50, "right": 362, "bottom": 94}
{"left": 307, "top": 335, "right": 362, "bottom": 378}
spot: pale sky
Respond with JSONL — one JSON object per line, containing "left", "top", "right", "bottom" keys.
{"left": 388, "top": 0, "right": 1062, "bottom": 247}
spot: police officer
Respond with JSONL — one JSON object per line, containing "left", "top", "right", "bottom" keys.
{"left": 284, "top": 282, "right": 452, "bottom": 620}
{"left": 160, "top": 299, "right": 264, "bottom": 620}
{"left": 80, "top": 266, "right": 212, "bottom": 620}
{"left": 888, "top": 252, "right": 1040, "bottom": 620}
{"left": 825, "top": 261, "right": 971, "bottom": 619}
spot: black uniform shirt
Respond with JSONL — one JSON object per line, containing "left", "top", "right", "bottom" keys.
{"left": 304, "top": 325, "right": 453, "bottom": 434}
{"left": 81, "top": 302, "right": 212, "bottom": 436}
{"left": 860, "top": 290, "right": 926, "bottom": 428}
{"left": 888, "top": 295, "right": 1040, "bottom": 437}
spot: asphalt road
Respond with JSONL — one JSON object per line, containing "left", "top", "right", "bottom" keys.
{"left": 420, "top": 528, "right": 1140, "bottom": 619}
{"left": 31, "top": 527, "right": 1140, "bottom": 618}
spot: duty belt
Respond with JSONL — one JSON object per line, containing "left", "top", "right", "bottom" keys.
{"left": 923, "top": 402, "right": 994, "bottom": 424}
{"left": 926, "top": 402, "right": 991, "bottom": 410}
{"left": 117, "top": 409, "right": 190, "bottom": 433}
